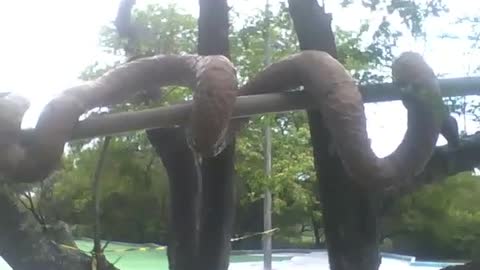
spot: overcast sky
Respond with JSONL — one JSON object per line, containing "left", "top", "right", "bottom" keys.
{"left": 1, "top": 0, "right": 479, "bottom": 157}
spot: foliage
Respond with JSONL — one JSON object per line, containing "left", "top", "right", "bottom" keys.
{"left": 341, "top": 0, "right": 448, "bottom": 37}
{"left": 100, "top": 3, "right": 197, "bottom": 57}
{"left": 384, "top": 172, "right": 480, "bottom": 259}
{"left": 41, "top": 136, "right": 170, "bottom": 243}
{"left": 444, "top": 16, "right": 480, "bottom": 128}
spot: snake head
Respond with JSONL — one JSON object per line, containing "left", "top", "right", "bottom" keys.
{"left": 185, "top": 124, "right": 229, "bottom": 158}
{"left": 393, "top": 51, "right": 449, "bottom": 130}
{"left": 392, "top": 52, "right": 435, "bottom": 86}
{"left": 393, "top": 52, "right": 443, "bottom": 103}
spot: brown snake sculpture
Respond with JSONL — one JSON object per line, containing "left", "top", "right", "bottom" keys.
{"left": 0, "top": 51, "right": 453, "bottom": 192}
{"left": 1, "top": 55, "right": 237, "bottom": 182}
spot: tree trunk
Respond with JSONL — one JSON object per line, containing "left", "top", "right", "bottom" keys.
{"left": 197, "top": 0, "right": 230, "bottom": 57}
{"left": 197, "top": 145, "right": 236, "bottom": 270}
{"left": 44, "top": 220, "right": 78, "bottom": 248}
{"left": 197, "top": 1, "right": 236, "bottom": 269}
{"left": 146, "top": 1, "right": 235, "bottom": 269}
{"left": 145, "top": 1, "right": 234, "bottom": 269}
{"left": 147, "top": 131, "right": 235, "bottom": 270}
{"left": 288, "top": 1, "right": 381, "bottom": 270}
{"left": 312, "top": 216, "right": 322, "bottom": 248}
{"left": 0, "top": 188, "right": 118, "bottom": 270}
{"left": 147, "top": 128, "right": 201, "bottom": 270}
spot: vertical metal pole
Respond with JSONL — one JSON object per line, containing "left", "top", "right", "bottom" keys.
{"left": 263, "top": 126, "right": 272, "bottom": 270}
{"left": 263, "top": 0, "right": 273, "bottom": 269}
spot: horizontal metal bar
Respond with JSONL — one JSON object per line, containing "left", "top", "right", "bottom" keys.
{"left": 360, "top": 76, "right": 480, "bottom": 102}
{"left": 23, "top": 76, "right": 480, "bottom": 141}
{"left": 71, "top": 91, "right": 315, "bottom": 140}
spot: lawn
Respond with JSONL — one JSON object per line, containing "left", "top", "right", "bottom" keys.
{"left": 75, "top": 239, "right": 293, "bottom": 270}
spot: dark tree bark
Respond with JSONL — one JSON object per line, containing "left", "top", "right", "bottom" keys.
{"left": 197, "top": 0, "right": 230, "bottom": 57}
{"left": 312, "top": 216, "right": 322, "bottom": 248}
{"left": 147, "top": 129, "right": 235, "bottom": 270}
{"left": 196, "top": 1, "right": 236, "bottom": 269}
{"left": 146, "top": 128, "right": 201, "bottom": 270}
{"left": 396, "top": 132, "right": 480, "bottom": 194}
{"left": 146, "top": 1, "right": 235, "bottom": 270}
{"left": 288, "top": 1, "right": 381, "bottom": 270}
{"left": 196, "top": 143, "right": 236, "bottom": 269}
{"left": 112, "top": 12, "right": 195, "bottom": 265}
{"left": 0, "top": 188, "right": 118, "bottom": 270}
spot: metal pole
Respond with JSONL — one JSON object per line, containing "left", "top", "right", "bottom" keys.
{"left": 263, "top": 125, "right": 272, "bottom": 270}
{"left": 19, "top": 77, "right": 480, "bottom": 141}
{"left": 262, "top": 1, "right": 273, "bottom": 269}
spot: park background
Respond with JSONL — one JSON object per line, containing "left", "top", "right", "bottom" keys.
{"left": 1, "top": 0, "right": 480, "bottom": 268}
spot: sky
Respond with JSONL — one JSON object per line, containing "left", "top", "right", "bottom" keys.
{"left": 1, "top": 0, "right": 479, "bottom": 157}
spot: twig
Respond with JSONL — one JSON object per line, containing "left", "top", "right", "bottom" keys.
{"left": 230, "top": 228, "right": 279, "bottom": 242}
{"left": 18, "top": 192, "right": 47, "bottom": 229}
{"left": 91, "top": 136, "right": 112, "bottom": 263}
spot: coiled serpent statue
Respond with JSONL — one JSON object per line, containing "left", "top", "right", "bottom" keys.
{"left": 0, "top": 50, "right": 457, "bottom": 193}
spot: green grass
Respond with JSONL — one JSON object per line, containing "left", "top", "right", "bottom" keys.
{"left": 76, "top": 240, "right": 169, "bottom": 269}
{"left": 75, "top": 239, "right": 293, "bottom": 270}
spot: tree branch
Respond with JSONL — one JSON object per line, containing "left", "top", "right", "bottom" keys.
{"left": 0, "top": 188, "right": 118, "bottom": 270}
{"left": 19, "top": 191, "right": 47, "bottom": 229}
{"left": 91, "top": 136, "right": 111, "bottom": 267}
{"left": 114, "top": 0, "right": 137, "bottom": 58}
{"left": 394, "top": 132, "right": 480, "bottom": 196}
